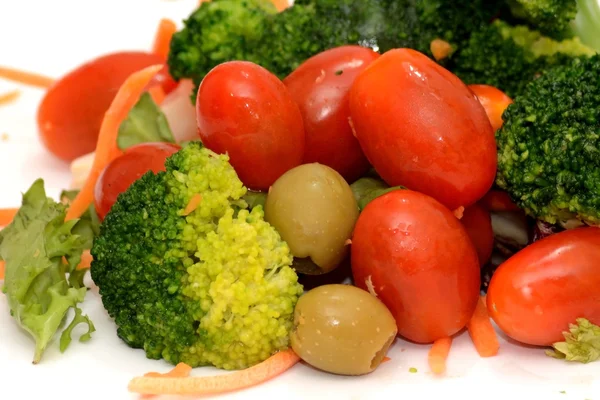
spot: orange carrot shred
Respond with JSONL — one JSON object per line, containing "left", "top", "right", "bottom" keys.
{"left": 0, "top": 66, "right": 54, "bottom": 89}
{"left": 381, "top": 356, "right": 392, "bottom": 364}
{"left": 0, "top": 260, "right": 4, "bottom": 280}
{"left": 467, "top": 296, "right": 500, "bottom": 358}
{"left": 0, "top": 90, "right": 20, "bottom": 106}
{"left": 182, "top": 194, "right": 202, "bottom": 216}
{"left": 0, "top": 208, "right": 18, "bottom": 226}
{"left": 453, "top": 206, "right": 465, "bottom": 219}
{"left": 77, "top": 250, "right": 93, "bottom": 270}
{"left": 152, "top": 18, "right": 178, "bottom": 60}
{"left": 144, "top": 363, "right": 193, "bottom": 378}
{"left": 428, "top": 337, "right": 452, "bottom": 375}
{"left": 128, "top": 349, "right": 300, "bottom": 396}
{"left": 271, "top": 0, "right": 291, "bottom": 12}
{"left": 65, "top": 64, "right": 164, "bottom": 222}
{"left": 148, "top": 85, "right": 166, "bottom": 105}
{"left": 430, "top": 39, "right": 453, "bottom": 61}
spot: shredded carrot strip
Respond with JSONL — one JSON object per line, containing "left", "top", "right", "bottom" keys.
{"left": 0, "top": 260, "right": 4, "bottom": 280}
{"left": 144, "top": 363, "right": 193, "bottom": 378}
{"left": 128, "top": 349, "right": 300, "bottom": 396}
{"left": 0, "top": 90, "right": 20, "bottom": 106}
{"left": 0, "top": 208, "right": 18, "bottom": 226}
{"left": 77, "top": 250, "right": 93, "bottom": 270}
{"left": 467, "top": 297, "right": 500, "bottom": 357}
{"left": 428, "top": 337, "right": 452, "bottom": 375}
{"left": 0, "top": 66, "right": 54, "bottom": 89}
{"left": 182, "top": 194, "right": 202, "bottom": 216}
{"left": 148, "top": 85, "right": 166, "bottom": 105}
{"left": 381, "top": 356, "right": 392, "bottom": 364}
{"left": 430, "top": 39, "right": 453, "bottom": 61}
{"left": 65, "top": 64, "right": 164, "bottom": 222}
{"left": 271, "top": 0, "right": 291, "bottom": 12}
{"left": 453, "top": 206, "right": 465, "bottom": 219}
{"left": 152, "top": 18, "right": 177, "bottom": 60}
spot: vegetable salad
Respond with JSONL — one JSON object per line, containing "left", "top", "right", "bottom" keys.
{"left": 1, "top": 0, "right": 600, "bottom": 397}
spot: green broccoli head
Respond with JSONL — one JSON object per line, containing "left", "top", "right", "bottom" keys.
{"left": 450, "top": 20, "right": 595, "bottom": 97}
{"left": 496, "top": 55, "right": 600, "bottom": 225}
{"left": 90, "top": 142, "right": 303, "bottom": 370}
{"left": 507, "top": 0, "right": 577, "bottom": 38}
{"left": 167, "top": 0, "right": 277, "bottom": 98}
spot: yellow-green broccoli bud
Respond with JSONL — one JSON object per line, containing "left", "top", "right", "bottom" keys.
{"left": 91, "top": 142, "right": 303, "bottom": 370}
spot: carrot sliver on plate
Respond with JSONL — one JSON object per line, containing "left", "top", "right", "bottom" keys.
{"left": 0, "top": 208, "right": 19, "bottom": 226}
{"left": 64, "top": 64, "right": 164, "bottom": 222}
{"left": 428, "top": 337, "right": 452, "bottom": 375}
{"left": 128, "top": 349, "right": 300, "bottom": 396}
{"left": 0, "top": 66, "right": 54, "bottom": 89}
{"left": 152, "top": 18, "right": 177, "bottom": 60}
{"left": 76, "top": 250, "right": 94, "bottom": 270}
{"left": 467, "top": 296, "right": 500, "bottom": 357}
{"left": 0, "top": 90, "right": 21, "bottom": 106}
{"left": 0, "top": 260, "right": 5, "bottom": 280}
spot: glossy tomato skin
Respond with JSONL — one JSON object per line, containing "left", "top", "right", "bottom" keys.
{"left": 351, "top": 189, "right": 481, "bottom": 344}
{"left": 468, "top": 84, "right": 513, "bottom": 132}
{"left": 38, "top": 51, "right": 176, "bottom": 162}
{"left": 196, "top": 61, "right": 305, "bottom": 191}
{"left": 461, "top": 202, "right": 494, "bottom": 266}
{"left": 487, "top": 227, "right": 600, "bottom": 346}
{"left": 94, "top": 142, "right": 180, "bottom": 221}
{"left": 349, "top": 49, "right": 497, "bottom": 210}
{"left": 283, "top": 46, "right": 378, "bottom": 183}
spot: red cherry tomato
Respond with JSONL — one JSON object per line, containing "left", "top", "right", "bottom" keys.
{"left": 196, "top": 61, "right": 305, "bottom": 191}
{"left": 487, "top": 227, "right": 600, "bottom": 346}
{"left": 460, "top": 203, "right": 494, "bottom": 266}
{"left": 349, "top": 49, "right": 497, "bottom": 210}
{"left": 468, "top": 84, "right": 513, "bottom": 132}
{"left": 351, "top": 190, "right": 481, "bottom": 344}
{"left": 37, "top": 51, "right": 177, "bottom": 162}
{"left": 480, "top": 189, "right": 521, "bottom": 212}
{"left": 283, "top": 46, "right": 378, "bottom": 183}
{"left": 94, "top": 142, "right": 180, "bottom": 221}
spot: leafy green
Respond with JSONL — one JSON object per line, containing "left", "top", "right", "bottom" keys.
{"left": 60, "top": 190, "right": 100, "bottom": 248}
{"left": 59, "top": 307, "right": 96, "bottom": 353}
{"left": 571, "top": 0, "right": 600, "bottom": 52}
{"left": 546, "top": 318, "right": 600, "bottom": 363}
{"left": 242, "top": 191, "right": 267, "bottom": 210}
{"left": 117, "top": 93, "right": 175, "bottom": 150}
{"left": 350, "top": 177, "right": 405, "bottom": 211}
{"left": 0, "top": 179, "right": 94, "bottom": 363}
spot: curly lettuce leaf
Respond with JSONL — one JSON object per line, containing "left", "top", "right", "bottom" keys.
{"left": 350, "top": 177, "right": 405, "bottom": 211}
{"left": 117, "top": 92, "right": 175, "bottom": 150}
{"left": 0, "top": 179, "right": 94, "bottom": 363}
{"left": 60, "top": 189, "right": 100, "bottom": 249}
{"left": 546, "top": 318, "right": 600, "bottom": 363}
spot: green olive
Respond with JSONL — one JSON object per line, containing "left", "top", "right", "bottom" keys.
{"left": 290, "top": 284, "right": 398, "bottom": 376}
{"left": 264, "top": 163, "right": 359, "bottom": 274}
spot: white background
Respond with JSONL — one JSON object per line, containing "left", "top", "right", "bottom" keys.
{"left": 0, "top": 1, "right": 599, "bottom": 399}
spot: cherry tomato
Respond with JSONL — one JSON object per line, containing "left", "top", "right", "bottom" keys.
{"left": 349, "top": 49, "right": 497, "bottom": 211}
{"left": 351, "top": 190, "right": 481, "bottom": 344}
{"left": 38, "top": 51, "right": 177, "bottom": 162}
{"left": 460, "top": 203, "right": 494, "bottom": 266}
{"left": 196, "top": 61, "right": 305, "bottom": 191}
{"left": 283, "top": 46, "right": 378, "bottom": 183}
{"left": 94, "top": 142, "right": 180, "bottom": 221}
{"left": 487, "top": 227, "right": 600, "bottom": 346}
{"left": 468, "top": 84, "right": 513, "bottom": 132}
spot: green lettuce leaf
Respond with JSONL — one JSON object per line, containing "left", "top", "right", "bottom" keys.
{"left": 546, "top": 318, "right": 600, "bottom": 363}
{"left": 117, "top": 92, "right": 175, "bottom": 150}
{"left": 350, "top": 177, "right": 405, "bottom": 211}
{"left": 0, "top": 179, "right": 94, "bottom": 363}
{"left": 60, "top": 189, "right": 100, "bottom": 249}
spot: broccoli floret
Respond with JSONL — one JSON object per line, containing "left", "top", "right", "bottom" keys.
{"left": 450, "top": 20, "right": 595, "bottom": 97}
{"left": 168, "top": 0, "right": 277, "bottom": 91}
{"left": 495, "top": 55, "right": 600, "bottom": 225}
{"left": 507, "top": 0, "right": 577, "bottom": 38}
{"left": 90, "top": 142, "right": 303, "bottom": 370}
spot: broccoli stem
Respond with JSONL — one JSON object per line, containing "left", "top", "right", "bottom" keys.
{"left": 571, "top": 0, "right": 600, "bottom": 52}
